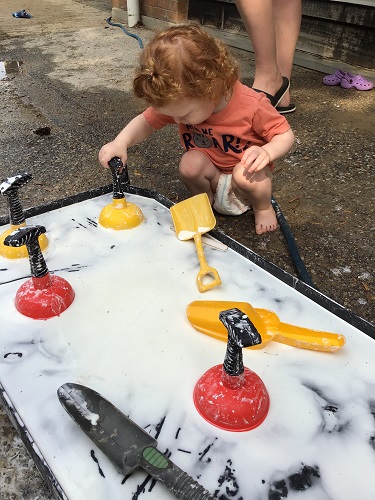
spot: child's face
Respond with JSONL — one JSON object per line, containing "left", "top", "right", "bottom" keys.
{"left": 155, "top": 99, "right": 216, "bottom": 125}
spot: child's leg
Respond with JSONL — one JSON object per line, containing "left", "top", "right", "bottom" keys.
{"left": 179, "top": 150, "right": 221, "bottom": 204}
{"left": 232, "top": 164, "right": 277, "bottom": 234}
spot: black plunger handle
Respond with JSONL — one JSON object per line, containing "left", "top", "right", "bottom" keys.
{"left": 4, "top": 225, "right": 48, "bottom": 278}
{"left": 0, "top": 172, "right": 33, "bottom": 225}
{"left": 108, "top": 157, "right": 130, "bottom": 199}
{"left": 219, "top": 308, "right": 262, "bottom": 377}
{"left": 140, "top": 447, "right": 214, "bottom": 499}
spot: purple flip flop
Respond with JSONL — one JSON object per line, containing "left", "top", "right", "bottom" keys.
{"left": 340, "top": 73, "right": 373, "bottom": 91}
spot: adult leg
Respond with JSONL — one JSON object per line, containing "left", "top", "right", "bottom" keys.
{"left": 235, "top": 0, "right": 301, "bottom": 107}
{"left": 179, "top": 150, "right": 221, "bottom": 204}
{"left": 235, "top": 0, "right": 282, "bottom": 97}
{"left": 274, "top": 0, "right": 302, "bottom": 107}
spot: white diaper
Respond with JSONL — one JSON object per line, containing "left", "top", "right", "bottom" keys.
{"left": 213, "top": 173, "right": 251, "bottom": 216}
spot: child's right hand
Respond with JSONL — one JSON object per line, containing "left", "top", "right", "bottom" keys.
{"left": 98, "top": 141, "right": 128, "bottom": 169}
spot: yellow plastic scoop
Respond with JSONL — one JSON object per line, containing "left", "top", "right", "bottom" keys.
{"left": 186, "top": 300, "right": 346, "bottom": 352}
{"left": 170, "top": 193, "right": 221, "bottom": 292}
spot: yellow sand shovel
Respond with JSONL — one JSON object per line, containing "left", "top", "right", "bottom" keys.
{"left": 170, "top": 193, "right": 222, "bottom": 293}
{"left": 186, "top": 300, "right": 346, "bottom": 352}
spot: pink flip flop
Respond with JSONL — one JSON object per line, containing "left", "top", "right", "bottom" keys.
{"left": 340, "top": 73, "right": 374, "bottom": 90}
{"left": 322, "top": 70, "right": 346, "bottom": 86}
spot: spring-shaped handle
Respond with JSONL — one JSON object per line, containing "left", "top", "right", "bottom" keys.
{"left": 4, "top": 225, "right": 48, "bottom": 278}
{"left": 220, "top": 308, "right": 262, "bottom": 377}
{"left": 0, "top": 172, "right": 32, "bottom": 225}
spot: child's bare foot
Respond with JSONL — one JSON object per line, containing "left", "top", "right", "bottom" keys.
{"left": 253, "top": 205, "right": 278, "bottom": 235}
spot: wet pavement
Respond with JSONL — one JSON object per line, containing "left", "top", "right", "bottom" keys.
{"left": 0, "top": 0, "right": 374, "bottom": 498}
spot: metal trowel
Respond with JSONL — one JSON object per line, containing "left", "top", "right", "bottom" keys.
{"left": 57, "top": 383, "right": 214, "bottom": 499}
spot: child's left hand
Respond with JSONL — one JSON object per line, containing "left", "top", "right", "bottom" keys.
{"left": 239, "top": 146, "right": 271, "bottom": 178}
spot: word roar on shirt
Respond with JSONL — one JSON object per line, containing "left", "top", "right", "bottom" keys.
{"left": 182, "top": 132, "right": 252, "bottom": 153}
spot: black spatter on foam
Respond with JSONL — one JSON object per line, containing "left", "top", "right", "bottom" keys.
{"left": 198, "top": 438, "right": 217, "bottom": 462}
{"left": 268, "top": 464, "right": 321, "bottom": 499}
{"left": 303, "top": 383, "right": 349, "bottom": 434}
{"left": 324, "top": 404, "right": 338, "bottom": 413}
{"left": 87, "top": 217, "right": 98, "bottom": 227}
{"left": 369, "top": 401, "right": 375, "bottom": 450}
{"left": 268, "top": 479, "right": 288, "bottom": 500}
{"left": 72, "top": 218, "right": 87, "bottom": 228}
{"left": 4, "top": 352, "right": 22, "bottom": 359}
{"left": 288, "top": 465, "right": 320, "bottom": 491}
{"left": 90, "top": 450, "right": 105, "bottom": 478}
{"left": 154, "top": 415, "right": 166, "bottom": 439}
{"left": 214, "top": 459, "right": 243, "bottom": 499}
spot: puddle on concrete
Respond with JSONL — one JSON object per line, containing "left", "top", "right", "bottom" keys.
{"left": 0, "top": 61, "right": 23, "bottom": 80}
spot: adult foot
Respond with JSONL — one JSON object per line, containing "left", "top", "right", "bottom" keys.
{"left": 253, "top": 205, "right": 278, "bottom": 235}
{"left": 252, "top": 72, "right": 283, "bottom": 99}
{"left": 253, "top": 77, "right": 290, "bottom": 107}
{"left": 276, "top": 88, "right": 292, "bottom": 107}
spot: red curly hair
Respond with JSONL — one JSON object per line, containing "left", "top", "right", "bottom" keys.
{"left": 133, "top": 24, "right": 240, "bottom": 107}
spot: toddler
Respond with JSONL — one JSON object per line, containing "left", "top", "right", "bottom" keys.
{"left": 99, "top": 24, "right": 295, "bottom": 234}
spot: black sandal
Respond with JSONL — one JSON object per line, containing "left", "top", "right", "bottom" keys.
{"left": 276, "top": 103, "right": 296, "bottom": 115}
{"left": 253, "top": 76, "right": 290, "bottom": 107}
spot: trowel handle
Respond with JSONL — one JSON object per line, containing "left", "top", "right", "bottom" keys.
{"left": 140, "top": 446, "right": 214, "bottom": 499}
{"left": 194, "top": 233, "right": 222, "bottom": 293}
{"left": 274, "top": 321, "right": 346, "bottom": 352}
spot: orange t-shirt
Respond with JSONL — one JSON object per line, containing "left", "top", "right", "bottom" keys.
{"left": 143, "top": 80, "right": 291, "bottom": 173}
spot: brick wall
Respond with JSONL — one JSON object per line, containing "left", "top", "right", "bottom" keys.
{"left": 141, "top": 0, "right": 188, "bottom": 23}
{"left": 112, "top": 0, "right": 127, "bottom": 9}
{"left": 112, "top": 0, "right": 189, "bottom": 23}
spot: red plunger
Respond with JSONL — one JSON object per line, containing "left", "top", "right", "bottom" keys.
{"left": 194, "top": 308, "right": 270, "bottom": 432}
{"left": 4, "top": 226, "right": 75, "bottom": 320}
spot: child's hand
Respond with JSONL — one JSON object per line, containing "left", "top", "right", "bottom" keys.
{"left": 98, "top": 115, "right": 156, "bottom": 170}
{"left": 240, "top": 146, "right": 271, "bottom": 178}
{"left": 98, "top": 141, "right": 127, "bottom": 170}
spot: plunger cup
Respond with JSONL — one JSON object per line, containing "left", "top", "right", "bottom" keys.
{"left": 99, "top": 157, "right": 144, "bottom": 230}
{"left": 0, "top": 173, "right": 48, "bottom": 259}
{"left": 1, "top": 223, "right": 48, "bottom": 259}
{"left": 4, "top": 226, "right": 74, "bottom": 320}
{"left": 193, "top": 308, "right": 270, "bottom": 432}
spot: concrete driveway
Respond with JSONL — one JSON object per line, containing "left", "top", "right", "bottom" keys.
{"left": 0, "top": 0, "right": 374, "bottom": 497}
